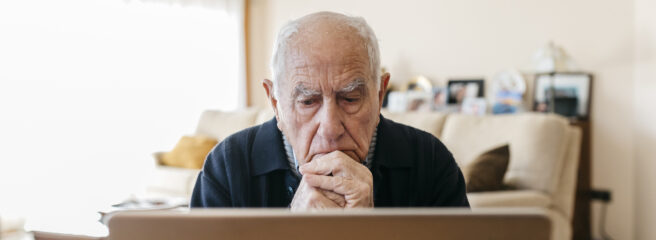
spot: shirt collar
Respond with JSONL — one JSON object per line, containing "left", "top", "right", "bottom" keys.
{"left": 250, "top": 114, "right": 410, "bottom": 177}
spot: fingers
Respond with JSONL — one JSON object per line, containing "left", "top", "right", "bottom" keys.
{"left": 295, "top": 150, "right": 374, "bottom": 209}
{"left": 304, "top": 174, "right": 373, "bottom": 208}
{"left": 300, "top": 156, "right": 334, "bottom": 176}
{"left": 307, "top": 189, "right": 342, "bottom": 209}
{"left": 320, "top": 189, "right": 346, "bottom": 207}
{"left": 291, "top": 188, "right": 340, "bottom": 210}
{"left": 301, "top": 151, "right": 362, "bottom": 177}
{"left": 303, "top": 174, "right": 359, "bottom": 196}
{"left": 290, "top": 178, "right": 344, "bottom": 210}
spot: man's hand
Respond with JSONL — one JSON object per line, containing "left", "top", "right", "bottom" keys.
{"left": 299, "top": 151, "right": 374, "bottom": 208}
{"left": 290, "top": 176, "right": 346, "bottom": 210}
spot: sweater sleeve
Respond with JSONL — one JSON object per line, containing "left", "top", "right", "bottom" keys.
{"left": 190, "top": 144, "right": 233, "bottom": 207}
{"left": 429, "top": 137, "right": 470, "bottom": 207}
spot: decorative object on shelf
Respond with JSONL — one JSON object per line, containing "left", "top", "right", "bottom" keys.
{"left": 404, "top": 76, "right": 434, "bottom": 111}
{"left": 401, "top": 75, "right": 433, "bottom": 92}
{"left": 533, "top": 72, "right": 591, "bottom": 119}
{"left": 386, "top": 91, "right": 407, "bottom": 112}
{"left": 491, "top": 69, "right": 526, "bottom": 114}
{"left": 529, "top": 42, "right": 579, "bottom": 73}
{"left": 431, "top": 87, "right": 448, "bottom": 111}
{"left": 387, "top": 76, "right": 434, "bottom": 112}
{"left": 461, "top": 98, "right": 487, "bottom": 115}
{"left": 447, "top": 79, "right": 485, "bottom": 104}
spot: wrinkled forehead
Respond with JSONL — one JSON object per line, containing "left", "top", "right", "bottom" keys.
{"left": 283, "top": 22, "right": 371, "bottom": 78}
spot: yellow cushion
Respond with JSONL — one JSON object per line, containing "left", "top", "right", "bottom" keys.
{"left": 161, "top": 135, "right": 218, "bottom": 169}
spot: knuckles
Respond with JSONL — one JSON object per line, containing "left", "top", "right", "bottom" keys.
{"left": 306, "top": 191, "right": 322, "bottom": 203}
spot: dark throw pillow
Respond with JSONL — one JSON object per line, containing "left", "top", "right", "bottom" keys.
{"left": 461, "top": 144, "right": 510, "bottom": 192}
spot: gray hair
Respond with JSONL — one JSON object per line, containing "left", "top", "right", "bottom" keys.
{"left": 270, "top": 12, "right": 381, "bottom": 98}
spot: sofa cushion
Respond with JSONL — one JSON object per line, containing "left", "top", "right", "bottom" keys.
{"left": 467, "top": 190, "right": 551, "bottom": 208}
{"left": 161, "top": 135, "right": 217, "bottom": 169}
{"left": 380, "top": 110, "right": 448, "bottom": 138}
{"left": 195, "top": 108, "right": 260, "bottom": 139}
{"left": 462, "top": 144, "right": 510, "bottom": 192}
{"left": 441, "top": 113, "right": 570, "bottom": 194}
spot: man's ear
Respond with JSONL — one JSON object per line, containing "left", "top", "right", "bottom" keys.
{"left": 378, "top": 72, "right": 390, "bottom": 110}
{"left": 262, "top": 79, "right": 280, "bottom": 121}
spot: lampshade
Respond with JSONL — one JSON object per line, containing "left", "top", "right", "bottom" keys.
{"left": 529, "top": 42, "right": 579, "bottom": 73}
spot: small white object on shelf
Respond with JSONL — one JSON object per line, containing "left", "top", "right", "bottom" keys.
{"left": 529, "top": 42, "right": 579, "bottom": 73}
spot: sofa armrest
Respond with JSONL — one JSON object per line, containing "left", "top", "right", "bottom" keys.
{"left": 143, "top": 165, "right": 200, "bottom": 199}
{"left": 145, "top": 151, "right": 200, "bottom": 199}
{"left": 550, "top": 126, "right": 582, "bottom": 220}
{"left": 467, "top": 190, "right": 552, "bottom": 208}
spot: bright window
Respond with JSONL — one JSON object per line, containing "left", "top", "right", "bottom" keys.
{"left": 0, "top": 0, "right": 244, "bottom": 225}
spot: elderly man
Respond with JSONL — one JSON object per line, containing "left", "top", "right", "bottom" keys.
{"left": 191, "top": 12, "right": 469, "bottom": 209}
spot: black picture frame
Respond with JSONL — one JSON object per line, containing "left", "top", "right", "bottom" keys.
{"left": 533, "top": 72, "right": 592, "bottom": 120}
{"left": 446, "top": 79, "right": 485, "bottom": 104}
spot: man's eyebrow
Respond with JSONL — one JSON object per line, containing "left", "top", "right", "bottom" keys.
{"left": 337, "top": 78, "right": 366, "bottom": 93}
{"left": 292, "top": 84, "right": 321, "bottom": 99}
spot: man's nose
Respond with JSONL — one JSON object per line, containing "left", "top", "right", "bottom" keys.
{"left": 316, "top": 100, "right": 345, "bottom": 142}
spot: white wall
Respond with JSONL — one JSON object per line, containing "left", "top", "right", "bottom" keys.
{"left": 634, "top": 0, "right": 656, "bottom": 238}
{"left": 248, "top": 0, "right": 637, "bottom": 239}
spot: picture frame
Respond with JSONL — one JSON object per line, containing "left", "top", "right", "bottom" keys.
{"left": 431, "top": 87, "right": 448, "bottom": 111}
{"left": 533, "top": 72, "right": 592, "bottom": 120}
{"left": 461, "top": 98, "right": 487, "bottom": 115}
{"left": 447, "top": 79, "right": 485, "bottom": 104}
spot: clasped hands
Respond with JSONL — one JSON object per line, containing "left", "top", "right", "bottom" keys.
{"left": 290, "top": 151, "right": 373, "bottom": 210}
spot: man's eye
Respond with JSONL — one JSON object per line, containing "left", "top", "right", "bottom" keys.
{"left": 300, "top": 99, "right": 316, "bottom": 106}
{"left": 341, "top": 95, "right": 361, "bottom": 103}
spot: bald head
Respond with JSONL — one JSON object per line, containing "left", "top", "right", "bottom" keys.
{"left": 270, "top": 12, "right": 381, "bottom": 98}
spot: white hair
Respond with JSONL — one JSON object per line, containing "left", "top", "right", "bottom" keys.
{"left": 270, "top": 12, "right": 381, "bottom": 98}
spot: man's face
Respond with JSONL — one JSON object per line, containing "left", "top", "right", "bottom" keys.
{"left": 268, "top": 27, "right": 386, "bottom": 167}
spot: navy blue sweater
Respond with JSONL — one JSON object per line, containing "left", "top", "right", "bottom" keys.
{"left": 190, "top": 115, "right": 469, "bottom": 208}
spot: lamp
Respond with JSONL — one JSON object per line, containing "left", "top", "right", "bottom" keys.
{"left": 530, "top": 41, "right": 579, "bottom": 73}
{"left": 529, "top": 42, "right": 580, "bottom": 113}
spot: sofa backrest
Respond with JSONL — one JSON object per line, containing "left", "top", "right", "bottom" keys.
{"left": 380, "top": 110, "right": 449, "bottom": 138}
{"left": 440, "top": 113, "right": 572, "bottom": 195}
{"left": 195, "top": 108, "right": 260, "bottom": 140}
{"left": 196, "top": 108, "right": 575, "bottom": 196}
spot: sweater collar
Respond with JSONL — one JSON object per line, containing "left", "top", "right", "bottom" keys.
{"left": 250, "top": 117, "right": 290, "bottom": 176}
{"left": 250, "top": 114, "right": 410, "bottom": 176}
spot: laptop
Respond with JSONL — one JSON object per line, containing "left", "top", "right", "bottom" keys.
{"left": 107, "top": 208, "right": 551, "bottom": 240}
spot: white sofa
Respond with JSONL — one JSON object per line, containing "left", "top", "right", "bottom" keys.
{"left": 145, "top": 107, "right": 581, "bottom": 240}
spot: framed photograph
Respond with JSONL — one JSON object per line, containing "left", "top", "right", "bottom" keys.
{"left": 461, "top": 98, "right": 487, "bottom": 115}
{"left": 447, "top": 79, "right": 485, "bottom": 104}
{"left": 386, "top": 90, "right": 433, "bottom": 112}
{"left": 533, "top": 72, "right": 592, "bottom": 119}
{"left": 431, "top": 87, "right": 448, "bottom": 111}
